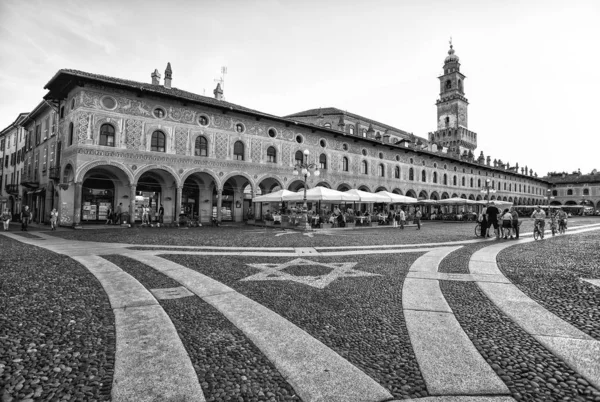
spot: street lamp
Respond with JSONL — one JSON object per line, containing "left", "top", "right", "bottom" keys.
{"left": 480, "top": 178, "right": 496, "bottom": 206}
{"left": 292, "top": 149, "right": 320, "bottom": 230}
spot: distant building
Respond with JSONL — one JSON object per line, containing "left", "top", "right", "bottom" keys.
{"left": 5, "top": 44, "right": 551, "bottom": 226}
{"left": 545, "top": 171, "right": 600, "bottom": 212}
{"left": 0, "top": 113, "right": 28, "bottom": 218}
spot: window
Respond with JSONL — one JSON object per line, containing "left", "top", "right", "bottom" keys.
{"left": 151, "top": 131, "right": 166, "bottom": 152}
{"left": 433, "top": 171, "right": 438, "bottom": 183}
{"left": 349, "top": 126, "right": 355, "bottom": 135}
{"left": 35, "top": 124, "right": 41, "bottom": 145}
{"left": 362, "top": 129, "right": 367, "bottom": 138}
{"left": 551, "top": 190, "right": 557, "bottom": 196}
{"left": 461, "top": 177, "right": 465, "bottom": 186}
{"left": 99, "top": 124, "right": 115, "bottom": 147}
{"left": 233, "top": 141, "right": 244, "bottom": 160}
{"left": 319, "top": 154, "right": 327, "bottom": 169}
{"left": 198, "top": 115, "right": 209, "bottom": 126}
{"left": 342, "top": 157, "right": 349, "bottom": 172}
{"left": 443, "top": 174, "right": 447, "bottom": 185}
{"left": 378, "top": 164, "right": 384, "bottom": 177}
{"left": 267, "top": 146, "right": 276, "bottom": 163}
{"left": 71, "top": 98, "right": 75, "bottom": 110}
{"left": 68, "top": 123, "right": 74, "bottom": 146}
{"left": 409, "top": 168, "right": 414, "bottom": 181}
{"left": 101, "top": 96, "right": 117, "bottom": 109}
{"left": 295, "top": 150, "right": 304, "bottom": 165}
{"left": 268, "top": 128, "right": 277, "bottom": 138}
{"left": 567, "top": 189, "right": 573, "bottom": 196}
{"left": 235, "top": 123, "right": 245, "bottom": 133}
{"left": 362, "top": 160, "right": 368, "bottom": 174}
{"left": 362, "top": 149, "right": 367, "bottom": 156}
{"left": 410, "top": 158, "right": 414, "bottom": 164}
{"left": 395, "top": 166, "right": 400, "bottom": 179}
{"left": 379, "top": 152, "right": 384, "bottom": 159}
{"left": 453, "top": 176, "right": 457, "bottom": 186}
{"left": 478, "top": 179, "right": 481, "bottom": 188}
{"left": 422, "top": 170, "right": 426, "bottom": 182}
{"left": 470, "top": 178, "right": 474, "bottom": 188}
{"left": 44, "top": 117, "right": 49, "bottom": 140}
{"left": 60, "top": 106, "right": 65, "bottom": 119}
{"left": 320, "top": 139, "right": 327, "bottom": 148}
{"left": 42, "top": 146, "right": 47, "bottom": 172}
{"left": 342, "top": 143, "right": 349, "bottom": 151}
{"left": 51, "top": 114, "right": 56, "bottom": 136}
{"left": 395, "top": 155, "right": 400, "bottom": 162}
{"left": 504, "top": 182, "right": 507, "bottom": 191}
{"left": 195, "top": 136, "right": 208, "bottom": 156}
{"left": 296, "top": 135, "right": 303, "bottom": 144}
{"left": 153, "top": 108, "right": 166, "bottom": 119}
{"left": 445, "top": 80, "right": 451, "bottom": 89}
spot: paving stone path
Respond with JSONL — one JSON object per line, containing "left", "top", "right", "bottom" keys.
{"left": 3, "top": 222, "right": 600, "bottom": 401}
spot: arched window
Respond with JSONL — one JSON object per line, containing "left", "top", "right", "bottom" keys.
{"left": 68, "top": 122, "right": 74, "bottom": 146}
{"left": 470, "top": 178, "right": 473, "bottom": 188}
{"left": 99, "top": 124, "right": 115, "bottom": 147}
{"left": 453, "top": 175, "right": 457, "bottom": 186}
{"left": 445, "top": 80, "right": 451, "bottom": 89}
{"left": 195, "top": 136, "right": 208, "bottom": 157}
{"left": 567, "top": 189, "right": 573, "bottom": 196}
{"left": 443, "top": 174, "right": 448, "bottom": 185}
{"left": 422, "top": 170, "right": 426, "bottom": 182}
{"left": 395, "top": 166, "right": 400, "bottom": 179}
{"left": 409, "top": 168, "right": 414, "bottom": 181}
{"left": 378, "top": 164, "right": 384, "bottom": 177}
{"left": 478, "top": 178, "right": 481, "bottom": 188}
{"left": 342, "top": 157, "right": 349, "bottom": 172}
{"left": 295, "top": 150, "right": 304, "bottom": 165}
{"left": 504, "top": 182, "right": 507, "bottom": 191}
{"left": 362, "top": 129, "right": 367, "bottom": 138}
{"left": 492, "top": 180, "right": 495, "bottom": 189}
{"left": 267, "top": 146, "right": 276, "bottom": 163}
{"left": 233, "top": 141, "right": 244, "bottom": 160}
{"left": 319, "top": 153, "right": 327, "bottom": 169}
{"left": 461, "top": 177, "right": 465, "bottom": 186}
{"left": 349, "top": 126, "right": 355, "bottom": 135}
{"left": 433, "top": 171, "right": 438, "bottom": 183}
{"left": 552, "top": 190, "right": 557, "bottom": 196}
{"left": 151, "top": 130, "right": 165, "bottom": 152}
{"left": 324, "top": 123, "right": 331, "bottom": 128}
{"left": 362, "top": 160, "right": 368, "bottom": 174}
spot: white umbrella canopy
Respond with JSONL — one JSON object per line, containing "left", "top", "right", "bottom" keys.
{"left": 253, "top": 189, "right": 296, "bottom": 202}
{"left": 282, "top": 186, "right": 360, "bottom": 202}
{"left": 345, "top": 189, "right": 390, "bottom": 203}
{"left": 438, "top": 197, "right": 478, "bottom": 205}
{"left": 376, "top": 191, "right": 418, "bottom": 204}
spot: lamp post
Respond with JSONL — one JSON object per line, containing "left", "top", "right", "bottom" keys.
{"left": 292, "top": 149, "right": 320, "bottom": 230}
{"left": 480, "top": 178, "right": 496, "bottom": 206}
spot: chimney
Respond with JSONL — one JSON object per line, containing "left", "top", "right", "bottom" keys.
{"left": 164, "top": 62, "right": 172, "bottom": 89}
{"left": 213, "top": 83, "right": 224, "bottom": 100}
{"left": 151, "top": 69, "right": 161, "bottom": 85}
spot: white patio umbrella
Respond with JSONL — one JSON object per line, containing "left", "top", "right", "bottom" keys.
{"left": 253, "top": 189, "right": 296, "bottom": 202}
{"left": 345, "top": 189, "right": 390, "bottom": 203}
{"left": 282, "top": 186, "right": 360, "bottom": 202}
{"left": 438, "top": 197, "right": 478, "bottom": 205}
{"left": 376, "top": 191, "right": 418, "bottom": 204}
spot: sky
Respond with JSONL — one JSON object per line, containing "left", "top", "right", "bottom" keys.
{"left": 1, "top": 0, "right": 598, "bottom": 176}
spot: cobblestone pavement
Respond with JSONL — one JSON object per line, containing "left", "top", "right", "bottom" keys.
{"left": 1, "top": 218, "right": 600, "bottom": 401}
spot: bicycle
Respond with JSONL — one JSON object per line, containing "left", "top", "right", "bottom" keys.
{"left": 549, "top": 218, "right": 557, "bottom": 237}
{"left": 533, "top": 219, "right": 545, "bottom": 240}
{"left": 558, "top": 219, "right": 567, "bottom": 234}
{"left": 475, "top": 221, "right": 483, "bottom": 237}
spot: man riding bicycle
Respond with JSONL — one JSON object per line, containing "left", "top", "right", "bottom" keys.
{"left": 556, "top": 208, "right": 568, "bottom": 231}
{"left": 531, "top": 206, "right": 546, "bottom": 238}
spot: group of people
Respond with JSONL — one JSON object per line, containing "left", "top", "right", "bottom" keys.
{"left": 480, "top": 205, "right": 569, "bottom": 240}
{"left": 0, "top": 205, "right": 58, "bottom": 232}
{"left": 104, "top": 203, "right": 165, "bottom": 225}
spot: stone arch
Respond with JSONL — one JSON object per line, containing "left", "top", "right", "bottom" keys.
{"left": 256, "top": 176, "right": 284, "bottom": 195}
{"left": 430, "top": 191, "right": 440, "bottom": 200}
{"left": 508, "top": 197, "right": 513, "bottom": 202}
{"left": 418, "top": 190, "right": 428, "bottom": 200}
{"left": 564, "top": 200, "right": 577, "bottom": 206}
{"left": 337, "top": 183, "right": 352, "bottom": 192}
{"left": 392, "top": 188, "right": 403, "bottom": 195}
{"left": 220, "top": 171, "right": 255, "bottom": 193}
{"left": 358, "top": 185, "right": 371, "bottom": 193}
{"left": 406, "top": 189, "right": 417, "bottom": 198}
{"left": 287, "top": 179, "right": 306, "bottom": 192}
{"left": 468, "top": 194, "right": 475, "bottom": 200}
{"left": 375, "top": 186, "right": 388, "bottom": 192}
{"left": 133, "top": 164, "right": 181, "bottom": 187}
{"left": 460, "top": 194, "right": 467, "bottom": 199}
{"left": 441, "top": 192, "right": 450, "bottom": 199}
{"left": 76, "top": 160, "right": 134, "bottom": 184}
{"left": 452, "top": 193, "right": 459, "bottom": 198}
{"left": 476, "top": 195, "right": 482, "bottom": 201}
{"left": 315, "top": 180, "right": 333, "bottom": 189}
{"left": 181, "top": 167, "right": 221, "bottom": 190}
{"left": 61, "top": 161, "right": 76, "bottom": 183}
{"left": 550, "top": 200, "right": 562, "bottom": 206}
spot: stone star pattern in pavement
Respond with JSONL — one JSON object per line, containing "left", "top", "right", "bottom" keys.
{"left": 242, "top": 258, "right": 381, "bottom": 289}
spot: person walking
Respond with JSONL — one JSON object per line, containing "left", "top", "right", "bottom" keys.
{"left": 50, "top": 208, "right": 58, "bottom": 231}
{"left": 105, "top": 205, "right": 113, "bottom": 225}
{"left": 486, "top": 203, "right": 500, "bottom": 239}
{"left": 158, "top": 204, "right": 165, "bottom": 224}
{"left": 480, "top": 206, "right": 488, "bottom": 238}
{"left": 20, "top": 206, "right": 31, "bottom": 232}
{"left": 510, "top": 207, "right": 519, "bottom": 239}
{"left": 115, "top": 203, "right": 122, "bottom": 225}
{"left": 1, "top": 208, "right": 11, "bottom": 231}
{"left": 501, "top": 208, "right": 513, "bottom": 239}
{"left": 399, "top": 208, "right": 406, "bottom": 230}
{"left": 415, "top": 207, "right": 422, "bottom": 230}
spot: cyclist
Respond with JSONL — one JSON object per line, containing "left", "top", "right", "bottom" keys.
{"left": 556, "top": 207, "right": 568, "bottom": 232}
{"left": 531, "top": 205, "right": 546, "bottom": 239}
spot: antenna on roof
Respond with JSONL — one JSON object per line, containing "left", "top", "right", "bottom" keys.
{"left": 214, "top": 66, "right": 227, "bottom": 99}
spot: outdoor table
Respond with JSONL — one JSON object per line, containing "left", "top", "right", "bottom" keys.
{"left": 355, "top": 216, "right": 369, "bottom": 226}
{"left": 273, "top": 215, "right": 281, "bottom": 223}
{"left": 311, "top": 216, "right": 320, "bottom": 228}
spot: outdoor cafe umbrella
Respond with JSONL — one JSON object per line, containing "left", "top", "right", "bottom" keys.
{"left": 376, "top": 191, "right": 418, "bottom": 204}
{"left": 438, "top": 197, "right": 478, "bottom": 205}
{"left": 345, "top": 189, "right": 390, "bottom": 203}
{"left": 282, "top": 186, "right": 360, "bottom": 202}
{"left": 252, "top": 189, "right": 296, "bottom": 203}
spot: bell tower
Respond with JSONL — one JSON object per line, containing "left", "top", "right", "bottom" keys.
{"left": 429, "top": 39, "right": 477, "bottom": 156}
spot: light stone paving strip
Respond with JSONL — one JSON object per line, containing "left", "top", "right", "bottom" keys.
{"left": 469, "top": 225, "right": 600, "bottom": 389}
{"left": 0, "top": 233, "right": 207, "bottom": 402}
{"left": 402, "top": 247, "right": 510, "bottom": 396}
{"left": 126, "top": 252, "right": 393, "bottom": 402}
{"left": 399, "top": 397, "right": 517, "bottom": 402}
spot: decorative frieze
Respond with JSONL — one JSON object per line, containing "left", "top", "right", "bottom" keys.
{"left": 125, "top": 119, "right": 143, "bottom": 150}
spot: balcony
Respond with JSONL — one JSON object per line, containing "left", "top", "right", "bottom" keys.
{"left": 21, "top": 172, "right": 39, "bottom": 188}
{"left": 49, "top": 166, "right": 60, "bottom": 180}
{"left": 5, "top": 184, "right": 19, "bottom": 194}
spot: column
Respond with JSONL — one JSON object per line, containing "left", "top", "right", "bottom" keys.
{"left": 216, "top": 188, "right": 223, "bottom": 222}
{"left": 175, "top": 186, "right": 183, "bottom": 222}
{"left": 129, "top": 184, "right": 136, "bottom": 224}
{"left": 73, "top": 182, "right": 82, "bottom": 226}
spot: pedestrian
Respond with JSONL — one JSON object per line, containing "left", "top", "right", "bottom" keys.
{"left": 399, "top": 208, "right": 406, "bottom": 229}
{"left": 392, "top": 209, "right": 398, "bottom": 228}
{"left": 510, "top": 207, "right": 519, "bottom": 239}
{"left": 1, "top": 208, "right": 11, "bottom": 231}
{"left": 106, "top": 205, "right": 113, "bottom": 225}
{"left": 20, "top": 206, "right": 31, "bottom": 232}
{"left": 501, "top": 208, "right": 513, "bottom": 239}
{"left": 415, "top": 207, "right": 422, "bottom": 230}
{"left": 480, "top": 206, "right": 488, "bottom": 238}
{"left": 50, "top": 208, "right": 58, "bottom": 231}
{"left": 486, "top": 203, "right": 500, "bottom": 239}
{"left": 115, "top": 203, "right": 122, "bottom": 225}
